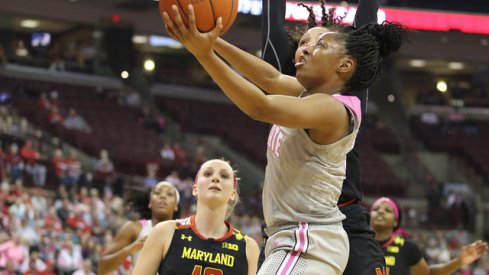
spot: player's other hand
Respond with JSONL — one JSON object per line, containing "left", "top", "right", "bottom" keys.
{"left": 131, "top": 236, "right": 148, "bottom": 254}
{"left": 458, "top": 240, "right": 488, "bottom": 266}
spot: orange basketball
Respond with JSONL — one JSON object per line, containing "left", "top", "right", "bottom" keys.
{"left": 160, "top": 0, "right": 238, "bottom": 35}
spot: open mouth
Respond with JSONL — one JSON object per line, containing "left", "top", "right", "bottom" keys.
{"left": 295, "top": 57, "right": 306, "bottom": 68}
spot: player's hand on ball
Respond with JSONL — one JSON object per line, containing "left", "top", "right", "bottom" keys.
{"left": 162, "top": 4, "right": 222, "bottom": 58}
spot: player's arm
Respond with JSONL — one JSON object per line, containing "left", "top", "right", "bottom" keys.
{"left": 98, "top": 221, "right": 141, "bottom": 275}
{"left": 245, "top": 237, "right": 260, "bottom": 275}
{"left": 214, "top": 38, "right": 304, "bottom": 96}
{"left": 411, "top": 240, "right": 488, "bottom": 275}
{"left": 193, "top": 53, "right": 349, "bottom": 140}
{"left": 354, "top": 0, "right": 380, "bottom": 28}
{"left": 132, "top": 220, "right": 176, "bottom": 275}
{"left": 163, "top": 7, "right": 349, "bottom": 136}
{"left": 261, "top": 0, "right": 296, "bottom": 76}
{"left": 346, "top": 0, "right": 380, "bottom": 115}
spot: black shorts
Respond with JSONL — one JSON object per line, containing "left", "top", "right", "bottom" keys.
{"left": 341, "top": 203, "right": 386, "bottom": 275}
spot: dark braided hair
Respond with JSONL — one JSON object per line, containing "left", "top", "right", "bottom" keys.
{"left": 124, "top": 185, "right": 180, "bottom": 220}
{"left": 340, "top": 22, "right": 408, "bottom": 91}
{"left": 289, "top": 1, "right": 345, "bottom": 59}
{"left": 295, "top": 1, "right": 408, "bottom": 91}
{"left": 124, "top": 186, "right": 153, "bottom": 220}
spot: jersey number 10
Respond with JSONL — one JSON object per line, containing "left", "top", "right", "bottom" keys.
{"left": 192, "top": 265, "right": 223, "bottom": 275}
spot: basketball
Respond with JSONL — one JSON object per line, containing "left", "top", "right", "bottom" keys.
{"left": 159, "top": 0, "right": 238, "bottom": 35}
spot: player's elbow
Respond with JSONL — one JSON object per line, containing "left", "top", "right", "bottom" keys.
{"left": 97, "top": 258, "right": 113, "bottom": 275}
{"left": 246, "top": 104, "right": 271, "bottom": 122}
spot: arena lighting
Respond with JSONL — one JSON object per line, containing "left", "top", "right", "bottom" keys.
{"left": 448, "top": 62, "right": 465, "bottom": 70}
{"left": 121, "top": 71, "right": 129, "bottom": 79}
{"left": 144, "top": 59, "right": 156, "bottom": 72}
{"left": 283, "top": 1, "right": 489, "bottom": 35}
{"left": 436, "top": 81, "right": 448, "bottom": 93}
{"left": 409, "top": 59, "right": 426, "bottom": 68}
{"left": 20, "top": 19, "right": 39, "bottom": 29}
{"left": 387, "top": 94, "right": 396, "bottom": 103}
{"left": 132, "top": 35, "right": 148, "bottom": 44}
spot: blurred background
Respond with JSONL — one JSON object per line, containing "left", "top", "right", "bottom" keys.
{"left": 0, "top": 0, "right": 489, "bottom": 274}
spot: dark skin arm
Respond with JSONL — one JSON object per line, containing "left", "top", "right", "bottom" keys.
{"left": 98, "top": 221, "right": 144, "bottom": 275}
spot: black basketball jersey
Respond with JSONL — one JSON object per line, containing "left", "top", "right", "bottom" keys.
{"left": 379, "top": 235, "right": 423, "bottom": 275}
{"left": 158, "top": 215, "right": 249, "bottom": 275}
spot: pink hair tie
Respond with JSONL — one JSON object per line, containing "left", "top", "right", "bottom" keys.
{"left": 372, "top": 197, "right": 399, "bottom": 221}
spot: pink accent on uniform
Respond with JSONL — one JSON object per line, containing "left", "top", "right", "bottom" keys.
{"left": 277, "top": 222, "right": 309, "bottom": 275}
{"left": 139, "top": 219, "right": 148, "bottom": 227}
{"left": 372, "top": 197, "right": 399, "bottom": 221}
{"left": 332, "top": 94, "right": 362, "bottom": 123}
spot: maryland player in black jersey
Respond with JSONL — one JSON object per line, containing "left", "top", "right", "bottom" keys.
{"left": 370, "top": 197, "right": 488, "bottom": 275}
{"left": 132, "top": 159, "right": 259, "bottom": 275}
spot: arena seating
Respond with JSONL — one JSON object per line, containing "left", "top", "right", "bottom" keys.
{"left": 155, "top": 95, "right": 407, "bottom": 197}
{"left": 2, "top": 76, "right": 162, "bottom": 175}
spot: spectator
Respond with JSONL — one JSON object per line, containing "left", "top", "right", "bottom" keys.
{"left": 5, "top": 144, "right": 24, "bottom": 181}
{"left": 420, "top": 109, "right": 440, "bottom": 126}
{"left": 144, "top": 161, "right": 159, "bottom": 188}
{"left": 66, "top": 150, "right": 82, "bottom": 188}
{"left": 94, "top": 149, "right": 114, "bottom": 194}
{"left": 172, "top": 143, "right": 188, "bottom": 166}
{"left": 73, "top": 258, "right": 95, "bottom": 275}
{"left": 64, "top": 108, "right": 91, "bottom": 133}
{"left": 20, "top": 140, "right": 47, "bottom": 187}
{"left": 49, "top": 56, "right": 66, "bottom": 72}
{"left": 0, "top": 233, "right": 28, "bottom": 271}
{"left": 47, "top": 106, "right": 64, "bottom": 125}
{"left": 56, "top": 239, "right": 82, "bottom": 275}
{"left": 20, "top": 246, "right": 47, "bottom": 273}
{"left": 124, "top": 90, "right": 141, "bottom": 108}
{"left": 14, "top": 40, "right": 29, "bottom": 59}
{"left": 160, "top": 142, "right": 175, "bottom": 163}
{"left": 52, "top": 149, "right": 68, "bottom": 186}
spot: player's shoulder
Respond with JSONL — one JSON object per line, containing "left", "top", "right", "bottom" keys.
{"left": 392, "top": 235, "right": 418, "bottom": 248}
{"left": 153, "top": 219, "right": 178, "bottom": 234}
{"left": 229, "top": 227, "right": 252, "bottom": 244}
{"left": 118, "top": 220, "right": 143, "bottom": 236}
{"left": 175, "top": 216, "right": 192, "bottom": 229}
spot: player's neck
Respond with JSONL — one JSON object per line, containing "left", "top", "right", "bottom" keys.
{"left": 194, "top": 207, "right": 228, "bottom": 239}
{"left": 374, "top": 229, "right": 393, "bottom": 242}
{"left": 306, "top": 78, "right": 344, "bottom": 96}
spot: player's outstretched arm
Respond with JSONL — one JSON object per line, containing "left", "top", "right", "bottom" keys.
{"left": 162, "top": 5, "right": 350, "bottom": 135}
{"left": 132, "top": 221, "right": 176, "bottom": 275}
{"left": 98, "top": 221, "right": 141, "bottom": 275}
{"left": 354, "top": 0, "right": 380, "bottom": 28}
{"left": 410, "top": 240, "right": 488, "bottom": 275}
{"left": 214, "top": 38, "right": 304, "bottom": 96}
{"left": 261, "top": 0, "right": 296, "bottom": 76}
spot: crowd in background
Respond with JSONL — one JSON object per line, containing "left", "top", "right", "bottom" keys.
{"left": 0, "top": 97, "right": 487, "bottom": 274}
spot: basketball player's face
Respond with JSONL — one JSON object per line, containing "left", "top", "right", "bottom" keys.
{"left": 294, "top": 27, "right": 349, "bottom": 90}
{"left": 194, "top": 160, "right": 236, "bottom": 205}
{"left": 149, "top": 183, "right": 178, "bottom": 219}
{"left": 370, "top": 202, "right": 398, "bottom": 230}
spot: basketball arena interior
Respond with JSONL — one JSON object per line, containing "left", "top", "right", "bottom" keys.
{"left": 0, "top": 0, "right": 489, "bottom": 273}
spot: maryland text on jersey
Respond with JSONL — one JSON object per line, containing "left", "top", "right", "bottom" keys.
{"left": 158, "top": 215, "right": 249, "bottom": 274}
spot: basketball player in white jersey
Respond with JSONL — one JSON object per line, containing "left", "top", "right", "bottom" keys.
{"left": 98, "top": 181, "right": 180, "bottom": 274}
{"left": 162, "top": 2, "right": 407, "bottom": 274}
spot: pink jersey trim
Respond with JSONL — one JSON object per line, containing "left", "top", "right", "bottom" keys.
{"left": 277, "top": 222, "right": 309, "bottom": 275}
{"left": 332, "top": 94, "right": 362, "bottom": 123}
{"left": 139, "top": 219, "right": 148, "bottom": 227}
